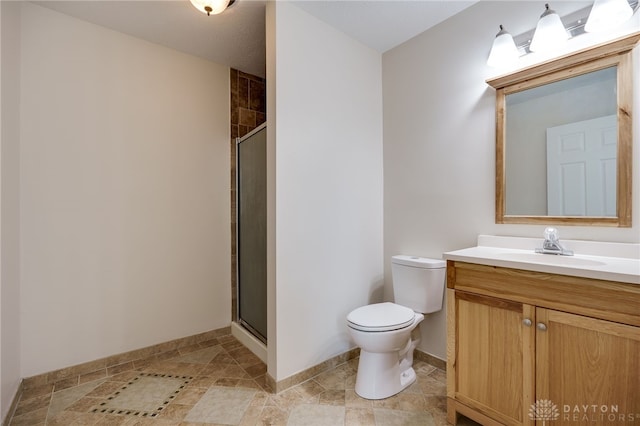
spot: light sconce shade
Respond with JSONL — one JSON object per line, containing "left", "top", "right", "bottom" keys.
{"left": 585, "top": 0, "right": 634, "bottom": 32}
{"left": 530, "top": 3, "right": 569, "bottom": 53}
{"left": 487, "top": 25, "right": 520, "bottom": 67}
{"left": 190, "top": 0, "right": 235, "bottom": 16}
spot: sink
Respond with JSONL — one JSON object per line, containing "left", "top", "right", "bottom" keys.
{"left": 443, "top": 236, "right": 640, "bottom": 285}
{"left": 496, "top": 252, "right": 607, "bottom": 267}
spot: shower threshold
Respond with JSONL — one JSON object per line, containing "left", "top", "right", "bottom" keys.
{"left": 231, "top": 321, "right": 267, "bottom": 363}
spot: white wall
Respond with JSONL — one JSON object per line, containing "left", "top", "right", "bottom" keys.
{"left": 1, "top": 0, "right": 22, "bottom": 419}
{"left": 265, "top": 2, "right": 277, "bottom": 381}
{"left": 383, "top": 1, "right": 640, "bottom": 360}
{"left": 267, "top": 2, "right": 384, "bottom": 381}
{"left": 19, "top": 3, "right": 231, "bottom": 377}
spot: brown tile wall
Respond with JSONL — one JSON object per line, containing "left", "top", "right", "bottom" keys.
{"left": 230, "top": 69, "right": 266, "bottom": 321}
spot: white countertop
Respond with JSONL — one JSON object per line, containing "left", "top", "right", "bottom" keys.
{"left": 443, "top": 236, "right": 640, "bottom": 285}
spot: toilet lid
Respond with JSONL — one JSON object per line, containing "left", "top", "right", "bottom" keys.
{"left": 347, "top": 302, "right": 416, "bottom": 332}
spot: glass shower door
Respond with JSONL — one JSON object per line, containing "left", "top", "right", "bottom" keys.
{"left": 236, "top": 124, "right": 267, "bottom": 343}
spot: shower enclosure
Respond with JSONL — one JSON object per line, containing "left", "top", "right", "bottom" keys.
{"left": 235, "top": 123, "right": 267, "bottom": 343}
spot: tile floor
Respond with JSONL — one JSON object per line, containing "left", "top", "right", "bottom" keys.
{"left": 9, "top": 333, "right": 479, "bottom": 426}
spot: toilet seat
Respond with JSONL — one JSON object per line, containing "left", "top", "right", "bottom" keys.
{"left": 347, "top": 302, "right": 416, "bottom": 332}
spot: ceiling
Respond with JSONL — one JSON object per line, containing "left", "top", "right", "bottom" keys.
{"left": 34, "top": 0, "right": 477, "bottom": 78}
{"left": 293, "top": 1, "right": 475, "bottom": 52}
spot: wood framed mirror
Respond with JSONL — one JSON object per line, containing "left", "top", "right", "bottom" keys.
{"left": 487, "top": 32, "right": 640, "bottom": 227}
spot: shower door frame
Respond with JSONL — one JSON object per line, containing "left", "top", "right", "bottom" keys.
{"left": 235, "top": 122, "right": 268, "bottom": 344}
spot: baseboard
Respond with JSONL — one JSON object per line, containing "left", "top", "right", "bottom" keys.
{"left": 1, "top": 381, "right": 23, "bottom": 426}
{"left": 21, "top": 326, "right": 231, "bottom": 391}
{"left": 266, "top": 348, "right": 360, "bottom": 394}
{"left": 265, "top": 347, "right": 446, "bottom": 394}
{"left": 415, "top": 349, "right": 447, "bottom": 370}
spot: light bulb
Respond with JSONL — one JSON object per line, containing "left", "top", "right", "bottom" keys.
{"left": 585, "top": 0, "right": 634, "bottom": 32}
{"left": 487, "top": 25, "right": 520, "bottom": 68}
{"left": 530, "top": 3, "right": 569, "bottom": 53}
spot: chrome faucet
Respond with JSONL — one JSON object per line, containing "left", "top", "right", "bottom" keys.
{"left": 535, "top": 227, "right": 574, "bottom": 256}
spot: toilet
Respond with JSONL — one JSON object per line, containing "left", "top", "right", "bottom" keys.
{"left": 346, "top": 255, "right": 446, "bottom": 400}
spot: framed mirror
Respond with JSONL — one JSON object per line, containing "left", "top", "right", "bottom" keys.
{"left": 487, "top": 32, "right": 640, "bottom": 227}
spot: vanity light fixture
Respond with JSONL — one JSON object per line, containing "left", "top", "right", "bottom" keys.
{"left": 190, "top": 0, "right": 236, "bottom": 16}
{"left": 585, "top": 0, "right": 634, "bottom": 32}
{"left": 487, "top": 25, "right": 520, "bottom": 68}
{"left": 487, "top": 0, "right": 640, "bottom": 67}
{"left": 530, "top": 3, "right": 569, "bottom": 52}
{"left": 487, "top": 0, "right": 638, "bottom": 67}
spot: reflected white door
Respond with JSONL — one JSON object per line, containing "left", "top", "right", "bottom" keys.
{"left": 546, "top": 115, "right": 617, "bottom": 216}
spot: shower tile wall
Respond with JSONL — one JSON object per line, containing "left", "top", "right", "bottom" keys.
{"left": 230, "top": 69, "right": 266, "bottom": 321}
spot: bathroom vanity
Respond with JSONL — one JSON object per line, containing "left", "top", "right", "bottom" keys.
{"left": 446, "top": 30, "right": 640, "bottom": 425}
{"left": 444, "top": 236, "right": 640, "bottom": 426}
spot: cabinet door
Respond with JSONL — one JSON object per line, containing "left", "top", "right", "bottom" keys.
{"left": 454, "top": 291, "right": 535, "bottom": 425}
{"left": 536, "top": 308, "right": 640, "bottom": 425}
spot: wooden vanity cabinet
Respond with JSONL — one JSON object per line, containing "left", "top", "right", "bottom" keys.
{"left": 450, "top": 291, "right": 535, "bottom": 425}
{"left": 446, "top": 261, "right": 640, "bottom": 426}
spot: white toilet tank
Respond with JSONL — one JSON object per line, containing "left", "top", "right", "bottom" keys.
{"left": 391, "top": 255, "right": 446, "bottom": 314}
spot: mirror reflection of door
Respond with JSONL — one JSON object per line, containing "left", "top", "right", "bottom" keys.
{"left": 546, "top": 114, "right": 617, "bottom": 217}
{"left": 504, "top": 66, "right": 617, "bottom": 217}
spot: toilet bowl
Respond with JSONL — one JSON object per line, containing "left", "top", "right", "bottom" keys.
{"left": 347, "top": 302, "right": 424, "bottom": 399}
{"left": 347, "top": 255, "right": 445, "bottom": 400}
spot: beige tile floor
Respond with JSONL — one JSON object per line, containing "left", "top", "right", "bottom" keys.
{"left": 9, "top": 333, "right": 479, "bottom": 426}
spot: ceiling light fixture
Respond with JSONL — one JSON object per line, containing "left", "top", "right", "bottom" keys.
{"left": 530, "top": 3, "right": 569, "bottom": 53}
{"left": 190, "top": 0, "right": 236, "bottom": 16}
{"left": 585, "top": 0, "right": 634, "bottom": 32}
{"left": 487, "top": 25, "right": 520, "bottom": 68}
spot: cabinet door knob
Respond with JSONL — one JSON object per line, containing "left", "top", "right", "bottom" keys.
{"left": 536, "top": 322, "right": 547, "bottom": 331}
{"left": 522, "top": 318, "right": 532, "bottom": 327}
